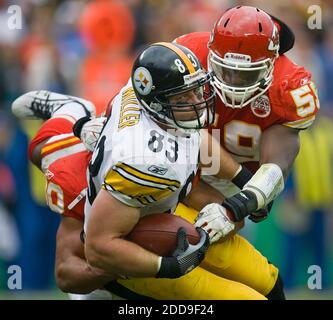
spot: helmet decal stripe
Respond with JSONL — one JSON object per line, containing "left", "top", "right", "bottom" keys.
{"left": 156, "top": 42, "right": 196, "bottom": 74}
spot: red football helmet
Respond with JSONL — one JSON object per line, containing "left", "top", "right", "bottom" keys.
{"left": 208, "top": 6, "right": 280, "bottom": 108}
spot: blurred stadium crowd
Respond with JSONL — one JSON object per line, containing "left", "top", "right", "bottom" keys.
{"left": 0, "top": 0, "right": 333, "bottom": 297}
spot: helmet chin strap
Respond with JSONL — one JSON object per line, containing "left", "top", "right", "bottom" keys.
{"left": 173, "top": 110, "right": 207, "bottom": 129}
{"left": 225, "top": 91, "right": 253, "bottom": 104}
{"left": 141, "top": 99, "right": 204, "bottom": 134}
{"left": 150, "top": 116, "right": 199, "bottom": 136}
{"left": 159, "top": 109, "right": 207, "bottom": 134}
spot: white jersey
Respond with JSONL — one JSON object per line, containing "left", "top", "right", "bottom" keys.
{"left": 84, "top": 81, "right": 200, "bottom": 230}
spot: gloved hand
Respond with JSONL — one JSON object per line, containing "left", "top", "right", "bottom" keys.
{"left": 156, "top": 227, "right": 209, "bottom": 279}
{"left": 77, "top": 116, "right": 106, "bottom": 152}
{"left": 194, "top": 203, "right": 235, "bottom": 244}
{"left": 248, "top": 201, "right": 274, "bottom": 223}
{"left": 222, "top": 190, "right": 258, "bottom": 222}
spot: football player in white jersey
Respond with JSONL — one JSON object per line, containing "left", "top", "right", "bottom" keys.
{"left": 84, "top": 42, "right": 215, "bottom": 279}
{"left": 83, "top": 42, "right": 283, "bottom": 299}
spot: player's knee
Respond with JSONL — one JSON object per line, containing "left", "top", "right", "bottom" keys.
{"left": 266, "top": 274, "right": 286, "bottom": 300}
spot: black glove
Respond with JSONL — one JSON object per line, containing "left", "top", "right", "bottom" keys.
{"left": 222, "top": 190, "right": 258, "bottom": 222}
{"left": 156, "top": 227, "right": 209, "bottom": 279}
{"left": 249, "top": 201, "right": 274, "bottom": 223}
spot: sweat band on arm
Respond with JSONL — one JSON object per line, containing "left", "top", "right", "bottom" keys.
{"left": 231, "top": 165, "right": 253, "bottom": 189}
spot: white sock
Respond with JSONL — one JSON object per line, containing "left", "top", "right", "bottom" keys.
{"left": 52, "top": 99, "right": 95, "bottom": 121}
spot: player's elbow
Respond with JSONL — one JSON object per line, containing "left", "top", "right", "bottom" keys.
{"left": 56, "top": 262, "right": 97, "bottom": 294}
{"left": 55, "top": 264, "right": 78, "bottom": 293}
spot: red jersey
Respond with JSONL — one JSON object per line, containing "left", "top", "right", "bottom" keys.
{"left": 175, "top": 32, "right": 320, "bottom": 169}
{"left": 45, "top": 151, "right": 91, "bottom": 221}
{"left": 29, "top": 117, "right": 91, "bottom": 221}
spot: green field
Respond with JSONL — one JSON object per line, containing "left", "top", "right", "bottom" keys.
{"left": 0, "top": 288, "right": 333, "bottom": 300}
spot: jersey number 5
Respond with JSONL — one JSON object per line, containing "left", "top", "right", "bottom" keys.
{"left": 290, "top": 82, "right": 319, "bottom": 118}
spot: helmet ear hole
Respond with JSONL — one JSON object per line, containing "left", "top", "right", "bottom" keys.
{"left": 224, "top": 18, "right": 230, "bottom": 28}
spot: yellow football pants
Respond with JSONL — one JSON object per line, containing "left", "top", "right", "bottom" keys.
{"left": 116, "top": 203, "right": 278, "bottom": 300}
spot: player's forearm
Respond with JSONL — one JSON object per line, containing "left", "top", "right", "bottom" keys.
{"left": 216, "top": 145, "right": 241, "bottom": 180}
{"left": 85, "top": 237, "right": 160, "bottom": 278}
{"left": 183, "top": 179, "right": 225, "bottom": 211}
{"left": 56, "top": 255, "right": 116, "bottom": 294}
{"left": 86, "top": 190, "right": 160, "bottom": 277}
{"left": 200, "top": 130, "right": 240, "bottom": 180}
{"left": 260, "top": 125, "right": 300, "bottom": 180}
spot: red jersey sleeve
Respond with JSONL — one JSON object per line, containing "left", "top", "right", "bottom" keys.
{"left": 270, "top": 55, "right": 320, "bottom": 130}
{"left": 45, "top": 151, "right": 91, "bottom": 221}
{"left": 28, "top": 117, "right": 78, "bottom": 161}
{"left": 174, "top": 32, "right": 210, "bottom": 70}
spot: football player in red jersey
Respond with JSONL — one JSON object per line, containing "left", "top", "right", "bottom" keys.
{"left": 12, "top": 91, "right": 116, "bottom": 299}
{"left": 175, "top": 5, "right": 319, "bottom": 299}
{"left": 176, "top": 6, "right": 319, "bottom": 202}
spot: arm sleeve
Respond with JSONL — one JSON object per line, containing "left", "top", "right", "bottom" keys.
{"left": 278, "top": 67, "right": 320, "bottom": 130}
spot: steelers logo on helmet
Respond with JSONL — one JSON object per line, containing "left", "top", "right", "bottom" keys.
{"left": 133, "top": 67, "right": 153, "bottom": 96}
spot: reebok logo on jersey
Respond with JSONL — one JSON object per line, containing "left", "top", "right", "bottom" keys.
{"left": 239, "top": 192, "right": 249, "bottom": 200}
{"left": 300, "top": 77, "right": 310, "bottom": 86}
{"left": 45, "top": 169, "right": 54, "bottom": 180}
{"left": 148, "top": 165, "right": 168, "bottom": 176}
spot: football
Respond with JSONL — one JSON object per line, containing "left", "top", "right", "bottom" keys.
{"left": 127, "top": 213, "right": 200, "bottom": 256}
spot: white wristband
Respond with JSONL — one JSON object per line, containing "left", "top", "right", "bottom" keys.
{"left": 243, "top": 163, "right": 284, "bottom": 209}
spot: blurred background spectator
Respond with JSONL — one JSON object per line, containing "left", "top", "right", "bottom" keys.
{"left": 0, "top": 0, "right": 332, "bottom": 299}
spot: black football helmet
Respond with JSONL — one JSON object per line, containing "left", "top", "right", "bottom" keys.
{"left": 131, "top": 42, "right": 215, "bottom": 130}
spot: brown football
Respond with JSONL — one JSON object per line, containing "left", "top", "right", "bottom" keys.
{"left": 127, "top": 213, "right": 200, "bottom": 256}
